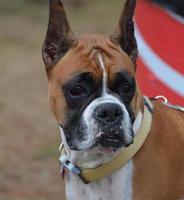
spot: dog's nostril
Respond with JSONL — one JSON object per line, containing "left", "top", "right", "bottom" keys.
{"left": 115, "top": 108, "right": 122, "bottom": 116}
{"left": 94, "top": 103, "right": 123, "bottom": 123}
{"left": 96, "top": 109, "right": 107, "bottom": 119}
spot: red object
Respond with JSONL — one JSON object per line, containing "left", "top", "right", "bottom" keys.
{"left": 136, "top": 0, "right": 184, "bottom": 105}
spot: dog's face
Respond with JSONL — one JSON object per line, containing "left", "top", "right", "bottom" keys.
{"left": 43, "top": 0, "right": 141, "bottom": 152}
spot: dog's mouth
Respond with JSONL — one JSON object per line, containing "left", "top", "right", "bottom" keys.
{"left": 98, "top": 134, "right": 124, "bottom": 148}
{"left": 95, "top": 131, "right": 133, "bottom": 152}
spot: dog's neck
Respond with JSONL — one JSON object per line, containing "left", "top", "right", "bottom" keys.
{"left": 65, "top": 160, "right": 133, "bottom": 200}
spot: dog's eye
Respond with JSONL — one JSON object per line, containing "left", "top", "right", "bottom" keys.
{"left": 123, "top": 82, "right": 132, "bottom": 93}
{"left": 69, "top": 85, "right": 87, "bottom": 97}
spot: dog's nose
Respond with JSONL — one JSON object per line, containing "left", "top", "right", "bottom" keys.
{"left": 94, "top": 103, "right": 123, "bottom": 124}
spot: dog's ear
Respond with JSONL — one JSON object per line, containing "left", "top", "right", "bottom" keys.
{"left": 42, "top": 0, "right": 75, "bottom": 70}
{"left": 112, "top": 0, "right": 138, "bottom": 68}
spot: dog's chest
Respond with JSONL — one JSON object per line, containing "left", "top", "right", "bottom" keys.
{"left": 66, "top": 160, "right": 134, "bottom": 200}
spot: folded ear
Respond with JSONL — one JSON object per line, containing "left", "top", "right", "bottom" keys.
{"left": 42, "top": 0, "right": 75, "bottom": 70}
{"left": 112, "top": 0, "right": 138, "bottom": 68}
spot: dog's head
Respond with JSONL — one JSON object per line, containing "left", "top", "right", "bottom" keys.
{"left": 42, "top": 0, "right": 142, "bottom": 153}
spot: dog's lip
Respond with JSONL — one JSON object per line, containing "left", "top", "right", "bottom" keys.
{"left": 98, "top": 146, "right": 117, "bottom": 154}
{"left": 96, "top": 132, "right": 125, "bottom": 149}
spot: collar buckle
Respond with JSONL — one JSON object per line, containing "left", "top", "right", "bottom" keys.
{"left": 59, "top": 154, "right": 82, "bottom": 174}
{"left": 59, "top": 144, "right": 89, "bottom": 184}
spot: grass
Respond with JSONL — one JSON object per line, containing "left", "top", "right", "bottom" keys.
{"left": 0, "top": 0, "right": 125, "bottom": 34}
{"left": 66, "top": 0, "right": 125, "bottom": 34}
{"left": 34, "top": 142, "right": 59, "bottom": 160}
{"left": 0, "top": 0, "right": 48, "bottom": 22}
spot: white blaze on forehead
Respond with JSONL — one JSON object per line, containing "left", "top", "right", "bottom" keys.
{"left": 96, "top": 53, "right": 108, "bottom": 95}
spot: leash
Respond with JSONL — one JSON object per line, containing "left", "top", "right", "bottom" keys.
{"left": 154, "top": 95, "right": 184, "bottom": 112}
{"left": 59, "top": 96, "right": 153, "bottom": 184}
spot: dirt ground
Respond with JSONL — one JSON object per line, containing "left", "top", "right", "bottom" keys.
{"left": 0, "top": 1, "right": 124, "bottom": 199}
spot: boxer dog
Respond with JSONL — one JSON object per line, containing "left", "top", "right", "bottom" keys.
{"left": 42, "top": 0, "right": 184, "bottom": 199}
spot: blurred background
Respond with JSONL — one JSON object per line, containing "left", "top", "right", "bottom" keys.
{"left": 0, "top": 0, "right": 183, "bottom": 200}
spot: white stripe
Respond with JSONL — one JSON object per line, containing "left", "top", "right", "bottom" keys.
{"left": 135, "top": 24, "right": 184, "bottom": 97}
{"left": 165, "top": 9, "right": 184, "bottom": 25}
{"left": 153, "top": 2, "right": 184, "bottom": 25}
{"left": 97, "top": 53, "right": 108, "bottom": 95}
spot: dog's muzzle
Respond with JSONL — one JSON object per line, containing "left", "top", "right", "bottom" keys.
{"left": 93, "top": 103, "right": 131, "bottom": 148}
{"left": 66, "top": 94, "right": 135, "bottom": 151}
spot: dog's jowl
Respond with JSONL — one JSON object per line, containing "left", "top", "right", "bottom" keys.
{"left": 42, "top": 0, "right": 184, "bottom": 199}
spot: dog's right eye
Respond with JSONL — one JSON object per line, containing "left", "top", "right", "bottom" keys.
{"left": 63, "top": 72, "right": 98, "bottom": 108}
{"left": 69, "top": 85, "right": 87, "bottom": 97}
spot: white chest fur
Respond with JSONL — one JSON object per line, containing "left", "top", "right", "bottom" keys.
{"left": 65, "top": 160, "right": 134, "bottom": 200}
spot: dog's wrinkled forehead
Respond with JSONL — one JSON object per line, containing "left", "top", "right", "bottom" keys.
{"left": 50, "top": 34, "right": 135, "bottom": 84}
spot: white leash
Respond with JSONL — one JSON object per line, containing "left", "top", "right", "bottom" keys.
{"left": 155, "top": 95, "right": 184, "bottom": 112}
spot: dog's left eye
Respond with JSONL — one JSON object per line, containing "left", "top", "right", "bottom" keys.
{"left": 69, "top": 85, "right": 87, "bottom": 97}
{"left": 123, "top": 82, "right": 132, "bottom": 93}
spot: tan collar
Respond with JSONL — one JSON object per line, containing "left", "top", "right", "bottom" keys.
{"left": 59, "top": 102, "right": 153, "bottom": 184}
